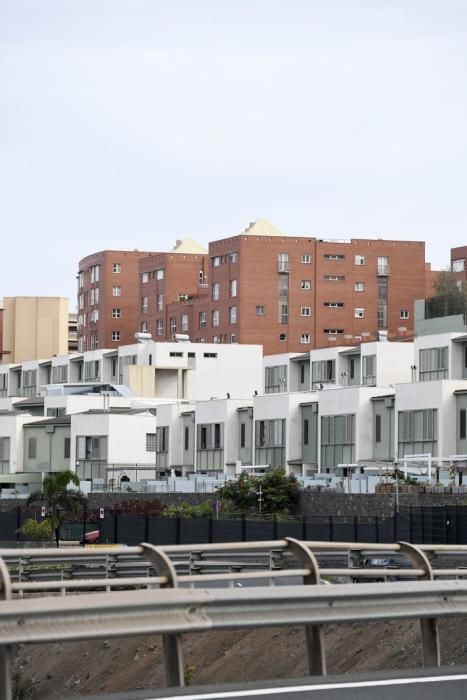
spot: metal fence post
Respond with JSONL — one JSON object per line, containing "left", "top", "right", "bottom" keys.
{"left": 0, "top": 558, "right": 12, "bottom": 700}
{"left": 141, "top": 543, "right": 185, "bottom": 687}
{"left": 375, "top": 516, "right": 379, "bottom": 543}
{"left": 208, "top": 516, "right": 213, "bottom": 544}
{"left": 285, "top": 538, "right": 326, "bottom": 676}
{"left": 353, "top": 516, "right": 358, "bottom": 542}
{"left": 398, "top": 541, "right": 440, "bottom": 667}
{"left": 329, "top": 515, "right": 334, "bottom": 542}
{"left": 16, "top": 507, "right": 21, "bottom": 542}
{"left": 81, "top": 503, "right": 87, "bottom": 547}
{"left": 241, "top": 513, "right": 246, "bottom": 542}
{"left": 175, "top": 517, "right": 181, "bottom": 545}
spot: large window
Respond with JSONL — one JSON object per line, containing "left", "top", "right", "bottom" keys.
{"left": 312, "top": 360, "right": 335, "bottom": 387}
{"left": 320, "top": 414, "right": 355, "bottom": 468}
{"left": 398, "top": 409, "right": 438, "bottom": 456}
{"left": 419, "top": 347, "right": 448, "bottom": 381}
{"left": 362, "top": 355, "right": 376, "bottom": 386}
{"left": 197, "top": 423, "right": 223, "bottom": 449}
{"left": 255, "top": 419, "right": 285, "bottom": 448}
{"left": 265, "top": 365, "right": 287, "bottom": 393}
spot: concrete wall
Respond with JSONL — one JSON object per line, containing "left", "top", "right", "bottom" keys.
{"left": 2, "top": 297, "right": 69, "bottom": 364}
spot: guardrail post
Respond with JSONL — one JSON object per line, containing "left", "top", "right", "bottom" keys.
{"left": 141, "top": 543, "right": 185, "bottom": 687}
{"left": 0, "top": 558, "right": 12, "bottom": 700}
{"left": 398, "top": 541, "right": 440, "bottom": 667}
{"left": 285, "top": 538, "right": 326, "bottom": 676}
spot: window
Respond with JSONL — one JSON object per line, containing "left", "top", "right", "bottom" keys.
{"left": 184, "top": 427, "right": 190, "bottom": 451}
{"left": 170, "top": 317, "right": 177, "bottom": 335}
{"left": 323, "top": 275, "right": 345, "bottom": 281}
{"left": 256, "top": 305, "right": 265, "bottom": 316}
{"left": 301, "top": 254, "right": 311, "bottom": 264}
{"left": 212, "top": 310, "right": 219, "bottom": 327}
{"left": 230, "top": 333, "right": 236, "bottom": 343}
{"left": 354, "top": 282, "right": 365, "bottom": 292}
{"left": 229, "top": 306, "right": 237, "bottom": 324}
{"left": 230, "top": 279, "right": 237, "bottom": 297}
{"left": 279, "top": 333, "right": 287, "bottom": 341}
{"left": 199, "top": 311, "right": 207, "bottom": 329}
{"left": 212, "top": 283, "right": 220, "bottom": 301}
{"left": 354, "top": 255, "right": 365, "bottom": 265}
{"left": 452, "top": 259, "right": 465, "bottom": 272}
{"left": 64, "top": 437, "right": 71, "bottom": 459}
{"left": 141, "top": 271, "right": 149, "bottom": 283}
{"left": 85, "top": 360, "right": 101, "bottom": 380}
{"left": 303, "top": 419, "right": 309, "bottom": 445}
{"left": 400, "top": 310, "right": 410, "bottom": 320}
{"left": 355, "top": 308, "right": 365, "bottom": 318}
{"left": 112, "top": 331, "right": 120, "bottom": 341}
{"left": 156, "top": 426, "right": 169, "bottom": 453}
{"left": 277, "top": 253, "right": 289, "bottom": 272}
{"left": 362, "top": 355, "right": 376, "bottom": 385}
{"left": 28, "top": 437, "right": 37, "bottom": 459}
{"left": 112, "top": 308, "right": 121, "bottom": 318}
{"left": 377, "top": 256, "right": 389, "bottom": 275}
{"left": 156, "top": 319, "right": 163, "bottom": 336}
{"left": 227, "top": 252, "right": 238, "bottom": 263}
{"left": 375, "top": 414, "right": 381, "bottom": 443}
{"left": 52, "top": 365, "right": 68, "bottom": 384}
{"left": 146, "top": 433, "right": 157, "bottom": 452}
{"left": 197, "top": 423, "right": 223, "bottom": 450}
{"left": 419, "top": 347, "right": 448, "bottom": 381}
{"left": 312, "top": 360, "right": 335, "bottom": 386}
{"left": 279, "top": 302, "right": 288, "bottom": 324}
{"left": 255, "top": 419, "right": 285, "bottom": 448}
{"left": 78, "top": 293, "right": 84, "bottom": 310}
{"left": 90, "top": 265, "right": 100, "bottom": 283}
{"left": 155, "top": 269, "right": 164, "bottom": 280}
{"left": 112, "top": 286, "right": 121, "bottom": 297}
{"left": 141, "top": 321, "right": 148, "bottom": 332}
{"left": 157, "top": 293, "right": 164, "bottom": 311}
{"left": 301, "top": 280, "right": 311, "bottom": 290}
{"left": 324, "top": 302, "right": 344, "bottom": 308}
{"left": 324, "top": 328, "right": 344, "bottom": 334}
{"left": 301, "top": 334, "right": 311, "bottom": 344}
{"left": 324, "top": 254, "right": 345, "bottom": 260}
{"left": 141, "top": 297, "right": 148, "bottom": 313}
{"left": 113, "top": 263, "right": 122, "bottom": 273}
{"left": 398, "top": 409, "right": 437, "bottom": 453}
{"left": 301, "top": 306, "right": 311, "bottom": 316}
{"left": 181, "top": 314, "right": 189, "bottom": 332}
{"left": 78, "top": 271, "right": 84, "bottom": 288}
{"left": 240, "top": 423, "right": 246, "bottom": 449}
{"left": 91, "top": 309, "right": 99, "bottom": 323}
{"left": 460, "top": 409, "right": 467, "bottom": 441}
{"left": 265, "top": 365, "right": 287, "bottom": 393}
{"left": 213, "top": 256, "right": 221, "bottom": 267}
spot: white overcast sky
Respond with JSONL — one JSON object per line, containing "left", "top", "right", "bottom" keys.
{"left": 1, "top": 0, "right": 466, "bottom": 308}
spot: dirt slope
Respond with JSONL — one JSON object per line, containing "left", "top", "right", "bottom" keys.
{"left": 13, "top": 616, "right": 467, "bottom": 698}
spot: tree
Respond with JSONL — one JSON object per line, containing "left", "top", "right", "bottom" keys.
{"left": 25, "top": 470, "right": 87, "bottom": 547}
{"left": 218, "top": 469, "right": 299, "bottom": 516}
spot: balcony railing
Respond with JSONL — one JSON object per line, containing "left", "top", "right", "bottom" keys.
{"left": 377, "top": 263, "right": 390, "bottom": 275}
{"left": 277, "top": 262, "right": 290, "bottom": 273}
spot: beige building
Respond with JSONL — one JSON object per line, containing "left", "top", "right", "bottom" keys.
{"left": 1, "top": 297, "right": 69, "bottom": 364}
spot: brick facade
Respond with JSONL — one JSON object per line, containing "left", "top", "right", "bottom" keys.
{"left": 77, "top": 226, "right": 436, "bottom": 355}
{"left": 78, "top": 250, "right": 156, "bottom": 351}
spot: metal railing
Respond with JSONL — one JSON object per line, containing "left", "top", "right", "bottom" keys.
{"left": 2, "top": 539, "right": 467, "bottom": 697}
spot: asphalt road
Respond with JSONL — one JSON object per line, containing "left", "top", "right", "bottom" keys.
{"left": 78, "top": 666, "right": 467, "bottom": 700}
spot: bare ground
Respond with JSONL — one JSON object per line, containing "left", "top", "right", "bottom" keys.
{"left": 12, "top": 614, "right": 467, "bottom": 698}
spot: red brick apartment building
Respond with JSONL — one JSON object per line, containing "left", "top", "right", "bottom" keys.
{"left": 77, "top": 250, "right": 157, "bottom": 351}
{"left": 78, "top": 222, "right": 433, "bottom": 355}
{"left": 161, "top": 220, "right": 431, "bottom": 354}
{"left": 138, "top": 239, "right": 209, "bottom": 339}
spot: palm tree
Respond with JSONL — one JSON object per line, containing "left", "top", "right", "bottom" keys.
{"left": 26, "top": 470, "right": 87, "bottom": 547}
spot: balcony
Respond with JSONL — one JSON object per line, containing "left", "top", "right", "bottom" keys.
{"left": 377, "top": 263, "right": 390, "bottom": 276}
{"left": 277, "top": 262, "right": 290, "bottom": 273}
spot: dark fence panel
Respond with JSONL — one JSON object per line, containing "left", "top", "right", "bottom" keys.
{"left": 180, "top": 518, "right": 210, "bottom": 545}
{"left": 148, "top": 517, "right": 177, "bottom": 545}
{"left": 211, "top": 518, "right": 243, "bottom": 543}
{"left": 276, "top": 520, "right": 303, "bottom": 539}
{"left": 117, "top": 515, "right": 146, "bottom": 545}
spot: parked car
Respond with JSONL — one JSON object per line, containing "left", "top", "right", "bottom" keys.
{"left": 352, "top": 558, "right": 415, "bottom": 583}
{"left": 81, "top": 530, "right": 100, "bottom": 545}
